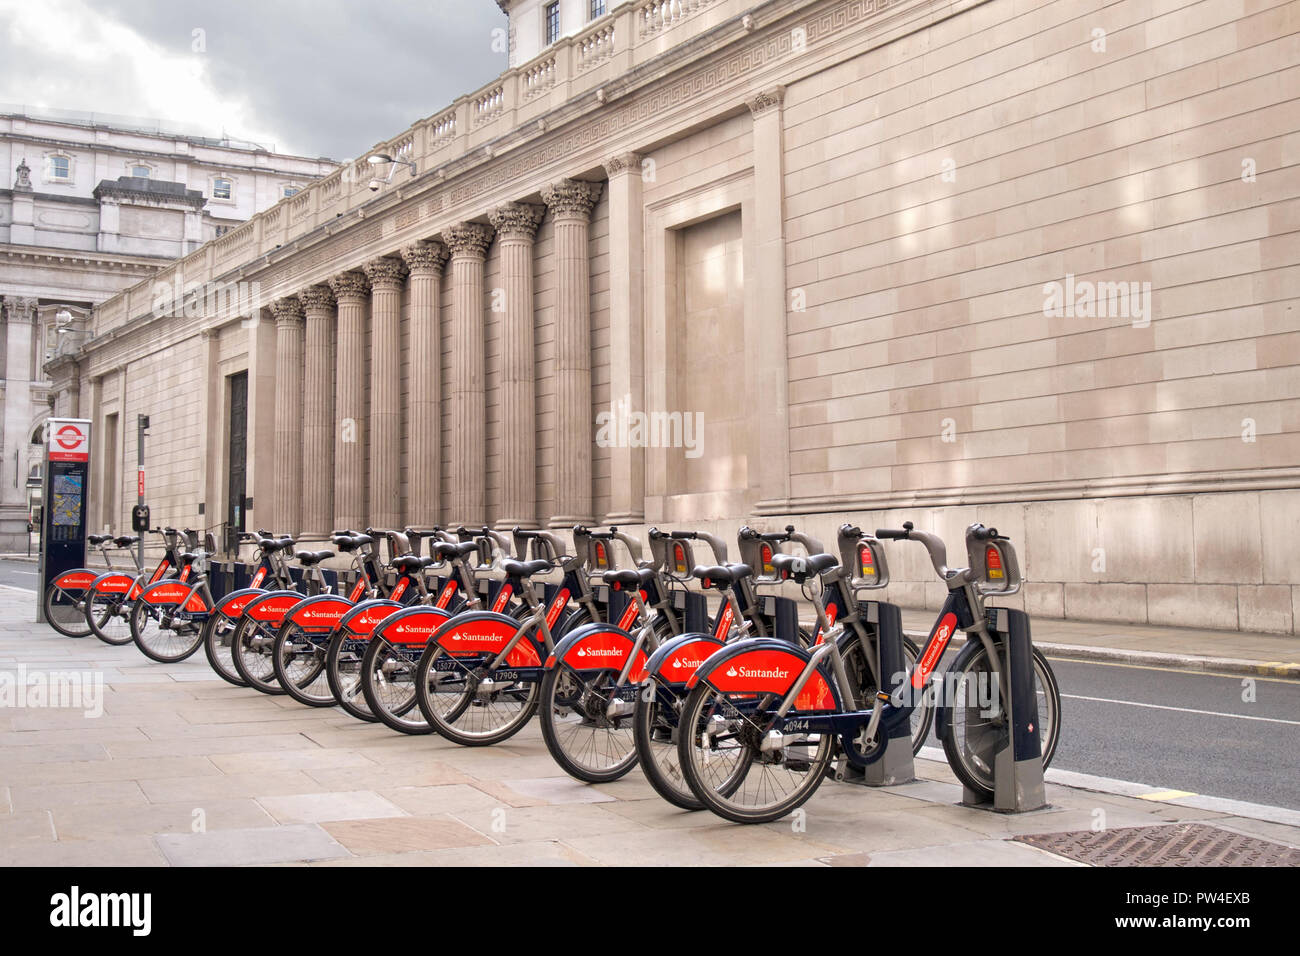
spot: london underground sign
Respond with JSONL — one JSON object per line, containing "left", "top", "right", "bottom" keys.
{"left": 49, "top": 420, "right": 91, "bottom": 462}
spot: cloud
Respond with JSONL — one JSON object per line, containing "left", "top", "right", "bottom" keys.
{"left": 0, "top": 0, "right": 507, "bottom": 160}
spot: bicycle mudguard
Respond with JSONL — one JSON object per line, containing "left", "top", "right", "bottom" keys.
{"left": 429, "top": 610, "right": 543, "bottom": 667}
{"left": 89, "top": 570, "right": 143, "bottom": 601}
{"left": 633, "top": 632, "right": 725, "bottom": 684}
{"left": 371, "top": 605, "right": 453, "bottom": 644}
{"left": 286, "top": 594, "right": 357, "bottom": 632}
{"left": 138, "top": 579, "right": 208, "bottom": 613}
{"left": 241, "top": 590, "right": 308, "bottom": 627}
{"left": 685, "top": 638, "right": 840, "bottom": 711}
{"left": 338, "top": 599, "right": 403, "bottom": 638}
{"left": 52, "top": 569, "right": 97, "bottom": 591}
{"left": 543, "top": 622, "right": 647, "bottom": 674}
{"left": 213, "top": 587, "right": 273, "bottom": 620}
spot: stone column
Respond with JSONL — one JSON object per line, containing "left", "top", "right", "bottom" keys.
{"left": 327, "top": 271, "right": 370, "bottom": 531}
{"left": 0, "top": 297, "right": 36, "bottom": 548}
{"left": 363, "top": 255, "right": 407, "bottom": 530}
{"left": 601, "top": 156, "right": 645, "bottom": 523}
{"left": 541, "top": 179, "right": 602, "bottom": 528}
{"left": 271, "top": 297, "right": 305, "bottom": 535}
{"left": 487, "top": 202, "right": 544, "bottom": 530}
{"left": 748, "top": 87, "right": 792, "bottom": 513}
{"left": 444, "top": 222, "right": 494, "bottom": 526}
{"left": 297, "top": 285, "right": 336, "bottom": 538}
{"left": 401, "top": 240, "right": 448, "bottom": 528}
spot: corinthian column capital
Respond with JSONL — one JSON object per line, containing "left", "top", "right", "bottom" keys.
{"left": 444, "top": 221, "right": 494, "bottom": 259}
{"left": 363, "top": 255, "right": 408, "bottom": 291}
{"left": 602, "top": 153, "right": 642, "bottom": 178}
{"left": 488, "top": 202, "right": 544, "bottom": 241}
{"left": 271, "top": 296, "right": 305, "bottom": 327}
{"left": 542, "top": 179, "right": 603, "bottom": 221}
{"left": 297, "top": 284, "right": 336, "bottom": 314}
{"left": 746, "top": 85, "right": 785, "bottom": 117}
{"left": 401, "top": 239, "right": 449, "bottom": 276}
{"left": 328, "top": 270, "right": 370, "bottom": 301}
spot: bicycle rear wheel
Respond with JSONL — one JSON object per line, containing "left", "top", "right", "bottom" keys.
{"left": 677, "top": 682, "right": 835, "bottom": 824}
{"left": 230, "top": 615, "right": 286, "bottom": 694}
{"left": 44, "top": 581, "right": 93, "bottom": 638}
{"left": 273, "top": 623, "right": 334, "bottom": 706}
{"left": 130, "top": 599, "right": 206, "bottom": 663}
{"left": 940, "top": 643, "right": 1061, "bottom": 801}
{"left": 202, "top": 612, "right": 248, "bottom": 687}
{"left": 326, "top": 631, "right": 376, "bottom": 721}
{"left": 415, "top": 645, "right": 538, "bottom": 747}
{"left": 633, "top": 682, "right": 701, "bottom": 810}
{"left": 85, "top": 593, "right": 135, "bottom": 646}
{"left": 359, "top": 637, "right": 431, "bottom": 734}
{"left": 539, "top": 666, "right": 639, "bottom": 783}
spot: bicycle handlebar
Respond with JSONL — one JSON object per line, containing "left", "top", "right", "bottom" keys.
{"left": 874, "top": 521, "right": 952, "bottom": 579}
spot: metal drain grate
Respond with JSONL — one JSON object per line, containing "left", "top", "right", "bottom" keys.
{"left": 1014, "top": 823, "right": 1300, "bottom": 867}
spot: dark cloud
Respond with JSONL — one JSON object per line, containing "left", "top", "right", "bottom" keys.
{"left": 2, "top": 0, "right": 508, "bottom": 160}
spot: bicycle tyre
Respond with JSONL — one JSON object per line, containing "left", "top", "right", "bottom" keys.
{"left": 44, "top": 580, "right": 93, "bottom": 638}
{"left": 201, "top": 611, "right": 248, "bottom": 687}
{"left": 273, "top": 622, "right": 334, "bottom": 707}
{"left": 539, "top": 665, "right": 640, "bottom": 783}
{"left": 130, "top": 596, "right": 206, "bottom": 663}
{"left": 85, "top": 592, "right": 135, "bottom": 646}
{"left": 229, "top": 613, "right": 286, "bottom": 694}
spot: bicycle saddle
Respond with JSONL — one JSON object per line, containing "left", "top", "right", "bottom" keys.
{"left": 112, "top": 535, "right": 140, "bottom": 547}
{"left": 178, "top": 551, "right": 200, "bottom": 563}
{"left": 432, "top": 541, "right": 478, "bottom": 560}
{"left": 771, "top": 552, "right": 838, "bottom": 583}
{"left": 88, "top": 534, "right": 111, "bottom": 545}
{"left": 501, "top": 558, "right": 553, "bottom": 578}
{"left": 691, "top": 563, "right": 753, "bottom": 588}
{"left": 602, "top": 567, "right": 657, "bottom": 589}
{"left": 295, "top": 550, "right": 334, "bottom": 566}
{"left": 391, "top": 554, "right": 427, "bottom": 573}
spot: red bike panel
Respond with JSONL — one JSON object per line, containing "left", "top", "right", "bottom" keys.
{"left": 912, "top": 611, "right": 958, "bottom": 690}
{"left": 694, "top": 647, "right": 835, "bottom": 711}
{"left": 216, "top": 590, "right": 260, "bottom": 618}
{"left": 244, "top": 592, "right": 304, "bottom": 624}
{"left": 54, "top": 570, "right": 96, "bottom": 590}
{"left": 287, "top": 596, "right": 354, "bottom": 629}
{"left": 140, "top": 581, "right": 208, "bottom": 613}
{"left": 433, "top": 615, "right": 541, "bottom": 667}
{"left": 90, "top": 572, "right": 135, "bottom": 595}
{"left": 340, "top": 601, "right": 402, "bottom": 637}
{"left": 376, "top": 607, "right": 452, "bottom": 644}
{"left": 637, "top": 635, "right": 725, "bottom": 684}
{"left": 558, "top": 629, "right": 646, "bottom": 673}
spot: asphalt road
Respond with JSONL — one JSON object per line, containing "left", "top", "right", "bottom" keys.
{"left": 918, "top": 652, "right": 1300, "bottom": 812}
{"left": 5, "top": 552, "right": 1296, "bottom": 811}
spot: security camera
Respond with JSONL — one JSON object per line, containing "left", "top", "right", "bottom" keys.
{"left": 368, "top": 179, "right": 382, "bottom": 192}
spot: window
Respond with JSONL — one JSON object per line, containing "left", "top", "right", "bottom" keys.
{"left": 212, "top": 177, "right": 233, "bottom": 200}
{"left": 545, "top": 2, "right": 560, "bottom": 45}
{"left": 590, "top": 0, "right": 606, "bottom": 18}
{"left": 282, "top": 185, "right": 300, "bottom": 198}
{"left": 48, "top": 155, "right": 70, "bottom": 180}
{"left": 131, "top": 165, "right": 151, "bottom": 178}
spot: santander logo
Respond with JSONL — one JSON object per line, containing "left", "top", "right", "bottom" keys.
{"left": 725, "top": 664, "right": 790, "bottom": 680}
{"left": 575, "top": 645, "right": 624, "bottom": 658}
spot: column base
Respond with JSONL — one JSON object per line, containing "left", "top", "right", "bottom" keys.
{"left": 547, "top": 514, "right": 597, "bottom": 530}
{"left": 599, "top": 511, "right": 645, "bottom": 525}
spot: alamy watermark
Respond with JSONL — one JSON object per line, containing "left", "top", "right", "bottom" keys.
{"left": 151, "top": 272, "right": 263, "bottom": 325}
{"left": 0, "top": 665, "right": 104, "bottom": 718}
{"left": 1043, "top": 272, "right": 1152, "bottom": 327}
{"left": 595, "top": 393, "right": 704, "bottom": 459}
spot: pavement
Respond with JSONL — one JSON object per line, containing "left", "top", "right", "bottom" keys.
{"left": 2, "top": 583, "right": 1299, "bottom": 866}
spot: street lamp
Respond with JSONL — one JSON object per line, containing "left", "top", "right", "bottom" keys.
{"left": 367, "top": 152, "right": 417, "bottom": 178}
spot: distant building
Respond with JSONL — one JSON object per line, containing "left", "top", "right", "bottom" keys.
{"left": 0, "top": 108, "right": 336, "bottom": 547}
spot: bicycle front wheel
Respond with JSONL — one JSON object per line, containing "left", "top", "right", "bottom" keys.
{"left": 676, "top": 682, "right": 834, "bottom": 824}
{"left": 44, "top": 581, "right": 93, "bottom": 638}
{"left": 940, "top": 642, "right": 1061, "bottom": 801}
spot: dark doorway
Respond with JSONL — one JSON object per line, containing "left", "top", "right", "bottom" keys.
{"left": 226, "top": 371, "right": 248, "bottom": 555}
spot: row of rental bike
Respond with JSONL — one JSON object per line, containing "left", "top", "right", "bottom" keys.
{"left": 42, "top": 520, "right": 1061, "bottom": 824}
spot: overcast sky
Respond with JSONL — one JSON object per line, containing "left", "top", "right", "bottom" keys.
{"left": 0, "top": 0, "right": 508, "bottom": 161}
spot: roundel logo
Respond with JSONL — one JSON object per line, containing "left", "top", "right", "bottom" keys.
{"left": 577, "top": 647, "right": 586, "bottom": 656}
{"left": 725, "top": 665, "right": 738, "bottom": 677}
{"left": 55, "top": 424, "right": 85, "bottom": 451}
{"left": 49, "top": 421, "right": 90, "bottom": 461}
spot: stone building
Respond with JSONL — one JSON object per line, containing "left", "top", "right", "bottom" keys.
{"left": 52, "top": 0, "right": 1300, "bottom": 634}
{"left": 0, "top": 108, "right": 337, "bottom": 547}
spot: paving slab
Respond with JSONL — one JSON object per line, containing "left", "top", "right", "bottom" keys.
{"left": 155, "top": 823, "right": 351, "bottom": 866}
{"left": 255, "top": 790, "right": 408, "bottom": 824}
